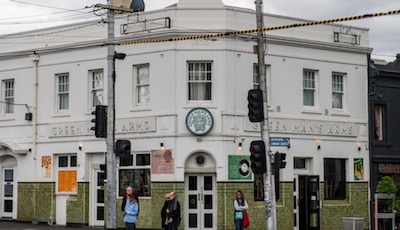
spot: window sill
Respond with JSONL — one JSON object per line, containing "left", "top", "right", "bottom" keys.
{"left": 372, "top": 141, "right": 392, "bottom": 147}
{"left": 301, "top": 109, "right": 323, "bottom": 115}
{"left": 323, "top": 198, "right": 350, "bottom": 206}
{"left": 330, "top": 111, "right": 350, "bottom": 117}
{"left": 184, "top": 102, "right": 217, "bottom": 109}
{"left": 131, "top": 106, "right": 151, "bottom": 112}
{"left": 52, "top": 113, "right": 71, "bottom": 118}
{"left": 0, "top": 116, "right": 15, "bottom": 121}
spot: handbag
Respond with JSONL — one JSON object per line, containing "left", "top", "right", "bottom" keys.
{"left": 243, "top": 210, "right": 250, "bottom": 228}
{"left": 235, "top": 211, "right": 243, "bottom": 220}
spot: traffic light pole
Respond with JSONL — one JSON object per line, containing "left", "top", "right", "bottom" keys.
{"left": 255, "top": 0, "right": 277, "bottom": 229}
{"left": 106, "top": 0, "right": 117, "bottom": 228}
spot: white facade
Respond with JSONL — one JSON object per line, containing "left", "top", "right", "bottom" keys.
{"left": 0, "top": 0, "right": 371, "bottom": 229}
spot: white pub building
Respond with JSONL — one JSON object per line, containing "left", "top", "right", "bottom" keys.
{"left": 0, "top": 0, "right": 370, "bottom": 229}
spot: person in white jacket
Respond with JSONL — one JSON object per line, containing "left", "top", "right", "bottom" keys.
{"left": 233, "top": 190, "right": 248, "bottom": 230}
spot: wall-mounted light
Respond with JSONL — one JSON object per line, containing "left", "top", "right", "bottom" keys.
{"left": 79, "top": 144, "right": 82, "bottom": 151}
{"left": 160, "top": 143, "right": 165, "bottom": 150}
{"left": 237, "top": 142, "right": 242, "bottom": 151}
{"left": 316, "top": 140, "right": 321, "bottom": 150}
{"left": 357, "top": 143, "right": 361, "bottom": 151}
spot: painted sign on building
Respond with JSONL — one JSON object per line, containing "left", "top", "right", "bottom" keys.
{"left": 228, "top": 155, "right": 251, "bottom": 180}
{"left": 151, "top": 149, "right": 174, "bottom": 174}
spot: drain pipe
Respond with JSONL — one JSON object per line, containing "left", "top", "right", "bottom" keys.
{"left": 30, "top": 52, "right": 40, "bottom": 223}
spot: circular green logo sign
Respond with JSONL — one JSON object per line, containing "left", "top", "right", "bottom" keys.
{"left": 186, "top": 108, "right": 214, "bottom": 136}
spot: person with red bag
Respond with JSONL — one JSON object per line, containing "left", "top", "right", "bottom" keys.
{"left": 233, "top": 190, "right": 248, "bottom": 230}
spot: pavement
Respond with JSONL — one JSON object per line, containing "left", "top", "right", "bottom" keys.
{"left": 0, "top": 220, "right": 104, "bottom": 230}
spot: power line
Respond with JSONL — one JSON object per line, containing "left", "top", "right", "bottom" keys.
{"left": 0, "top": 21, "right": 104, "bottom": 39}
{"left": 118, "top": 9, "right": 400, "bottom": 45}
{"left": 0, "top": 2, "right": 99, "bottom": 27}
{"left": 10, "top": 0, "right": 89, "bottom": 13}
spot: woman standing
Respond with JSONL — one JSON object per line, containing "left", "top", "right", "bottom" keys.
{"left": 124, "top": 194, "right": 139, "bottom": 230}
{"left": 161, "top": 193, "right": 170, "bottom": 230}
{"left": 233, "top": 190, "right": 248, "bottom": 230}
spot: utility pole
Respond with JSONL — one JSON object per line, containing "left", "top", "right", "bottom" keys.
{"left": 255, "top": 0, "right": 276, "bottom": 229}
{"left": 106, "top": 0, "right": 117, "bottom": 229}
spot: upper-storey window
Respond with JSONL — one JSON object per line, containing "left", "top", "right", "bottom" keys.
{"left": 374, "top": 104, "right": 386, "bottom": 141}
{"left": 3, "top": 79, "right": 14, "bottom": 114}
{"left": 253, "top": 64, "right": 271, "bottom": 106}
{"left": 188, "top": 61, "right": 212, "bottom": 101}
{"left": 90, "top": 70, "right": 104, "bottom": 108}
{"left": 332, "top": 73, "right": 345, "bottom": 109}
{"left": 56, "top": 73, "right": 69, "bottom": 111}
{"left": 303, "top": 70, "right": 317, "bottom": 107}
{"left": 134, "top": 64, "right": 150, "bottom": 105}
{"left": 253, "top": 64, "right": 260, "bottom": 89}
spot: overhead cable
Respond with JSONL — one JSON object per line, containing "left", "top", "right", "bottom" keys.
{"left": 119, "top": 9, "right": 400, "bottom": 45}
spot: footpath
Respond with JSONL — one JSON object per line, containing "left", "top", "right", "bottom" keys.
{"left": 0, "top": 220, "right": 103, "bottom": 230}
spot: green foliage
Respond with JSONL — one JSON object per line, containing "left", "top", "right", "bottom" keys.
{"left": 376, "top": 176, "right": 399, "bottom": 212}
{"left": 376, "top": 176, "right": 398, "bottom": 195}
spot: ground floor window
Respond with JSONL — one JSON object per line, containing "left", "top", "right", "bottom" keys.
{"left": 118, "top": 152, "right": 151, "bottom": 197}
{"left": 324, "top": 158, "right": 346, "bottom": 199}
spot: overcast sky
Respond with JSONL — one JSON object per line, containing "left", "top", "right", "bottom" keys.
{"left": 1, "top": 0, "right": 400, "bottom": 61}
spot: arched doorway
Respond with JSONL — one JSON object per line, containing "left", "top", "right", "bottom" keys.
{"left": 184, "top": 152, "right": 216, "bottom": 230}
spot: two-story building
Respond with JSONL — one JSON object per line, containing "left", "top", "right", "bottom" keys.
{"left": 369, "top": 54, "right": 400, "bottom": 229}
{"left": 0, "top": 0, "right": 370, "bottom": 229}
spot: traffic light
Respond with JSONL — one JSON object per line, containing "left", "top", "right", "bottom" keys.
{"left": 274, "top": 152, "right": 287, "bottom": 170}
{"left": 115, "top": 139, "right": 131, "bottom": 158}
{"left": 249, "top": 140, "right": 267, "bottom": 174}
{"left": 91, "top": 105, "right": 107, "bottom": 138}
{"left": 247, "top": 89, "right": 264, "bottom": 122}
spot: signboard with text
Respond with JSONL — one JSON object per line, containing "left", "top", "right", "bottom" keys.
{"left": 270, "top": 137, "right": 290, "bottom": 147}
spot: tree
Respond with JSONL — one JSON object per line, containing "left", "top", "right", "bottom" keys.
{"left": 376, "top": 176, "right": 399, "bottom": 212}
{"left": 376, "top": 176, "right": 398, "bottom": 195}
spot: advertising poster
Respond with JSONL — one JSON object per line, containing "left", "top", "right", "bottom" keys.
{"left": 151, "top": 149, "right": 174, "bottom": 174}
{"left": 228, "top": 155, "right": 251, "bottom": 180}
{"left": 58, "top": 170, "right": 77, "bottom": 193}
{"left": 41, "top": 156, "right": 52, "bottom": 178}
{"left": 354, "top": 158, "right": 364, "bottom": 180}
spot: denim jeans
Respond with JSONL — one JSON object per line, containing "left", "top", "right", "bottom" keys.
{"left": 234, "top": 218, "right": 243, "bottom": 230}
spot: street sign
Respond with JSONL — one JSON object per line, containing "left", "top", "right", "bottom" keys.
{"left": 270, "top": 137, "right": 290, "bottom": 147}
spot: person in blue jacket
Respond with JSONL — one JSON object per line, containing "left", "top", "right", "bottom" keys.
{"left": 124, "top": 193, "right": 139, "bottom": 230}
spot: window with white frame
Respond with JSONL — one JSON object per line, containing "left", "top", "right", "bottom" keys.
{"left": 57, "top": 154, "right": 77, "bottom": 193}
{"left": 134, "top": 64, "right": 150, "bottom": 105}
{"left": 253, "top": 64, "right": 260, "bottom": 89}
{"left": 3, "top": 79, "right": 14, "bottom": 114}
{"left": 56, "top": 73, "right": 69, "bottom": 111}
{"left": 253, "top": 64, "right": 271, "bottom": 105}
{"left": 119, "top": 153, "right": 151, "bottom": 197}
{"left": 188, "top": 61, "right": 212, "bottom": 101}
{"left": 303, "top": 70, "right": 317, "bottom": 107}
{"left": 332, "top": 73, "right": 345, "bottom": 109}
{"left": 90, "top": 70, "right": 104, "bottom": 108}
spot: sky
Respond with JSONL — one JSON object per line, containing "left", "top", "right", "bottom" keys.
{"left": 1, "top": 0, "right": 400, "bottom": 62}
